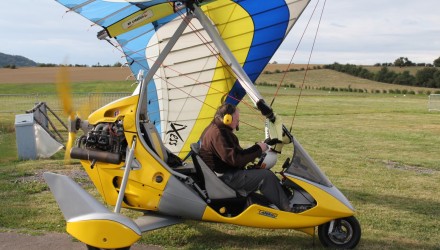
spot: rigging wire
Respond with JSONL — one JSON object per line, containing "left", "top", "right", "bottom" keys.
{"left": 105, "top": 4, "right": 259, "bottom": 115}
{"left": 101, "top": 16, "right": 251, "bottom": 110}
{"left": 289, "top": 0, "right": 327, "bottom": 133}
{"left": 113, "top": 16, "right": 264, "bottom": 132}
{"left": 169, "top": 4, "right": 262, "bottom": 124}
{"left": 146, "top": 3, "right": 265, "bottom": 131}
{"left": 176, "top": 4, "right": 264, "bottom": 117}
{"left": 67, "top": 1, "right": 293, "bottom": 134}
{"left": 269, "top": 0, "right": 322, "bottom": 108}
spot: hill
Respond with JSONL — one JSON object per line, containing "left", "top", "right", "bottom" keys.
{"left": 0, "top": 67, "right": 133, "bottom": 84}
{"left": 258, "top": 68, "right": 438, "bottom": 94}
{"left": 0, "top": 66, "right": 438, "bottom": 94}
{"left": 0, "top": 52, "right": 37, "bottom": 67}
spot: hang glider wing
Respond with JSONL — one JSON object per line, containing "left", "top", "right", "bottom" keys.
{"left": 55, "top": 0, "right": 310, "bottom": 156}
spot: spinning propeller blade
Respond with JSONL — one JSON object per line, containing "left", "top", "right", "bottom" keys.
{"left": 56, "top": 66, "right": 76, "bottom": 161}
{"left": 56, "top": 66, "right": 74, "bottom": 120}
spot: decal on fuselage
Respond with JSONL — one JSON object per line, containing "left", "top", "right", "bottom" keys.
{"left": 258, "top": 209, "right": 278, "bottom": 219}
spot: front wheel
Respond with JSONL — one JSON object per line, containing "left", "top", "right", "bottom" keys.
{"left": 87, "top": 244, "right": 131, "bottom": 250}
{"left": 318, "top": 216, "right": 361, "bottom": 249}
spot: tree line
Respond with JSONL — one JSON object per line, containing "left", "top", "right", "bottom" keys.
{"left": 325, "top": 57, "right": 440, "bottom": 88}
{"left": 36, "top": 62, "right": 123, "bottom": 68}
{"left": 376, "top": 56, "right": 440, "bottom": 67}
{"left": 3, "top": 62, "right": 123, "bottom": 68}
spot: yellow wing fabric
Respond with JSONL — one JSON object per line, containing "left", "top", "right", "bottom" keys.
{"left": 54, "top": 0, "right": 311, "bottom": 156}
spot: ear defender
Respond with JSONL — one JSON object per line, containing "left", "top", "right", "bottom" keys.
{"left": 223, "top": 113, "right": 233, "bottom": 125}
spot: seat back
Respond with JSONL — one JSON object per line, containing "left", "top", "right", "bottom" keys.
{"left": 190, "top": 143, "right": 236, "bottom": 200}
{"left": 141, "top": 123, "right": 168, "bottom": 162}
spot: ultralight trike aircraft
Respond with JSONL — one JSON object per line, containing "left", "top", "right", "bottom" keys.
{"left": 44, "top": 0, "right": 361, "bottom": 249}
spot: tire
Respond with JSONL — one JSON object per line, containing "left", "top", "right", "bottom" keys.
{"left": 318, "top": 216, "right": 361, "bottom": 249}
{"left": 86, "top": 244, "right": 131, "bottom": 250}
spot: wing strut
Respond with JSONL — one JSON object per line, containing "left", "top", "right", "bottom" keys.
{"left": 193, "top": 4, "right": 294, "bottom": 151}
{"left": 192, "top": 5, "right": 276, "bottom": 123}
{"left": 137, "top": 14, "right": 193, "bottom": 117}
{"left": 135, "top": 14, "right": 193, "bottom": 180}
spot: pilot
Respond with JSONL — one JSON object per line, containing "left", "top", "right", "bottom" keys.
{"left": 199, "top": 103, "right": 291, "bottom": 211}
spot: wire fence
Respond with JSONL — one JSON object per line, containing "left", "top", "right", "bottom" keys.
{"left": 0, "top": 93, "right": 131, "bottom": 114}
{"left": 0, "top": 93, "right": 131, "bottom": 132}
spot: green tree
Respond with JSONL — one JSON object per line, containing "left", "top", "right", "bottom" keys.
{"left": 434, "top": 56, "right": 440, "bottom": 67}
{"left": 433, "top": 70, "right": 440, "bottom": 88}
{"left": 393, "top": 71, "right": 415, "bottom": 86}
{"left": 394, "top": 57, "right": 414, "bottom": 67}
{"left": 375, "top": 66, "right": 397, "bottom": 83}
{"left": 415, "top": 67, "right": 438, "bottom": 87}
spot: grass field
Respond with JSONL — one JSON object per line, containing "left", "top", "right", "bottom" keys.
{"left": 0, "top": 68, "right": 439, "bottom": 249}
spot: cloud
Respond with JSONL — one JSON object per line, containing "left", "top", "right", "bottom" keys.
{"left": 275, "top": 0, "right": 440, "bottom": 64}
{"left": 1, "top": 0, "right": 123, "bottom": 64}
{"left": 2, "top": 0, "right": 440, "bottom": 65}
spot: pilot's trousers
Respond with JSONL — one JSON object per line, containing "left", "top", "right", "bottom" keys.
{"left": 220, "top": 169, "right": 291, "bottom": 211}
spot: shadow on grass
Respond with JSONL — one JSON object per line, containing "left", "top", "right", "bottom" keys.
{"left": 139, "top": 220, "right": 440, "bottom": 250}
{"left": 180, "top": 222, "right": 318, "bottom": 249}
{"left": 344, "top": 188, "right": 440, "bottom": 217}
{"left": 340, "top": 188, "right": 440, "bottom": 249}
{"left": 357, "top": 237, "right": 440, "bottom": 250}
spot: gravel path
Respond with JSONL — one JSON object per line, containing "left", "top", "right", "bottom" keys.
{"left": 0, "top": 232, "right": 161, "bottom": 250}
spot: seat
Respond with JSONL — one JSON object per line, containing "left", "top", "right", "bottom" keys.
{"left": 190, "top": 143, "right": 237, "bottom": 200}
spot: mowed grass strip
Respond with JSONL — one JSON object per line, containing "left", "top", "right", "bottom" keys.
{"left": 0, "top": 74, "right": 439, "bottom": 249}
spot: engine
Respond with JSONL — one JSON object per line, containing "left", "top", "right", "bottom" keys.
{"left": 70, "top": 120, "right": 127, "bottom": 164}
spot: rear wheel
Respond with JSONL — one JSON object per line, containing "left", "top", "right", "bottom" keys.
{"left": 318, "top": 216, "right": 361, "bottom": 249}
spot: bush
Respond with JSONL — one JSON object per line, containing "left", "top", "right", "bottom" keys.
{"left": 37, "top": 63, "right": 58, "bottom": 67}
{"left": 415, "top": 67, "right": 439, "bottom": 88}
{"left": 3, "top": 64, "right": 17, "bottom": 69}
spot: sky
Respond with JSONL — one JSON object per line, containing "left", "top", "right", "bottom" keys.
{"left": 1, "top": 0, "right": 439, "bottom": 66}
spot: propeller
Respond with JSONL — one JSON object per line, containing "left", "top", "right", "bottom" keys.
{"left": 55, "top": 66, "right": 80, "bottom": 162}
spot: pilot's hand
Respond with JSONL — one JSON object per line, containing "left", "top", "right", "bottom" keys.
{"left": 264, "top": 138, "right": 282, "bottom": 146}
{"left": 256, "top": 142, "right": 268, "bottom": 152}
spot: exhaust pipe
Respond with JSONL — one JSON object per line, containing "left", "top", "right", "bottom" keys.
{"left": 71, "top": 148, "right": 122, "bottom": 164}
